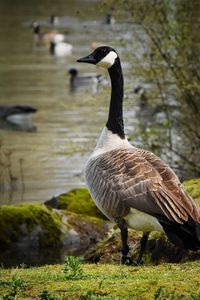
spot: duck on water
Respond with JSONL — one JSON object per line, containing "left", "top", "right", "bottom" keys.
{"left": 68, "top": 68, "right": 102, "bottom": 93}
{"left": 77, "top": 46, "right": 200, "bottom": 265}
{"left": 32, "top": 22, "right": 67, "bottom": 44}
{"left": 0, "top": 105, "right": 37, "bottom": 132}
{"left": 50, "top": 40, "right": 72, "bottom": 57}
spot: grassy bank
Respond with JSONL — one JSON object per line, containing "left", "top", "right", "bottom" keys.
{"left": 0, "top": 179, "right": 200, "bottom": 299}
{"left": 0, "top": 259, "right": 200, "bottom": 300}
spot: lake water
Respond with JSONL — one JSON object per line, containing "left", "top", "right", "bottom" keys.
{"left": 0, "top": 0, "right": 149, "bottom": 204}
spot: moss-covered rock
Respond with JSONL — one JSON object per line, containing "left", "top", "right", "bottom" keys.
{"left": 59, "top": 211, "right": 110, "bottom": 252}
{"left": 183, "top": 178, "right": 200, "bottom": 205}
{"left": 45, "top": 188, "right": 105, "bottom": 219}
{"left": 0, "top": 203, "right": 62, "bottom": 250}
{"left": 0, "top": 203, "right": 109, "bottom": 267}
{"left": 85, "top": 227, "right": 200, "bottom": 265}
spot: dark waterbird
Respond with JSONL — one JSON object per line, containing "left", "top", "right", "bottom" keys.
{"left": 77, "top": 46, "right": 200, "bottom": 265}
{"left": 105, "top": 13, "right": 116, "bottom": 25}
{"left": 0, "top": 105, "right": 37, "bottom": 131}
{"left": 68, "top": 68, "right": 102, "bottom": 92}
{"left": 50, "top": 41, "right": 72, "bottom": 57}
{"left": 49, "top": 14, "right": 59, "bottom": 25}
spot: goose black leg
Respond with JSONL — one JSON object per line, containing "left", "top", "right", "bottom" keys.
{"left": 120, "top": 226, "right": 133, "bottom": 265}
{"left": 117, "top": 219, "right": 132, "bottom": 265}
{"left": 134, "top": 232, "right": 150, "bottom": 266}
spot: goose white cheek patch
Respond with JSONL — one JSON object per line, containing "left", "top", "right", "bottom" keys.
{"left": 97, "top": 51, "right": 118, "bottom": 68}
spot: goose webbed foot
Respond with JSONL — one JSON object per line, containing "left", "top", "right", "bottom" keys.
{"left": 120, "top": 231, "right": 150, "bottom": 266}
{"left": 121, "top": 256, "right": 144, "bottom": 266}
{"left": 134, "top": 232, "right": 150, "bottom": 266}
{"left": 132, "top": 259, "right": 144, "bottom": 266}
{"left": 120, "top": 256, "right": 144, "bottom": 267}
{"left": 118, "top": 219, "right": 149, "bottom": 267}
{"left": 120, "top": 255, "right": 133, "bottom": 265}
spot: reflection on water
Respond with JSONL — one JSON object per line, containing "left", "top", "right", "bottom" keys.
{"left": 0, "top": 240, "right": 86, "bottom": 268}
{"left": 0, "top": 0, "right": 143, "bottom": 204}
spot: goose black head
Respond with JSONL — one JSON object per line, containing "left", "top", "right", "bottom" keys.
{"left": 50, "top": 41, "right": 56, "bottom": 55}
{"left": 32, "top": 22, "right": 40, "bottom": 34}
{"left": 77, "top": 46, "right": 118, "bottom": 69}
{"left": 69, "top": 68, "right": 78, "bottom": 77}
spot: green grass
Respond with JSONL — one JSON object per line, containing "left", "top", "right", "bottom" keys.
{"left": 0, "top": 260, "right": 200, "bottom": 300}
{"left": 0, "top": 180, "right": 199, "bottom": 299}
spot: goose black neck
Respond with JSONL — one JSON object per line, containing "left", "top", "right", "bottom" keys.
{"left": 106, "top": 57, "right": 125, "bottom": 139}
{"left": 50, "top": 42, "right": 55, "bottom": 55}
{"left": 34, "top": 25, "right": 40, "bottom": 34}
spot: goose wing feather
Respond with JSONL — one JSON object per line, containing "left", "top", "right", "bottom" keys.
{"left": 138, "top": 149, "right": 200, "bottom": 222}
{"left": 85, "top": 148, "right": 200, "bottom": 223}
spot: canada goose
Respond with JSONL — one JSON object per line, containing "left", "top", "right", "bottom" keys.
{"left": 105, "top": 14, "right": 116, "bottom": 25}
{"left": 133, "top": 86, "right": 148, "bottom": 108}
{"left": 49, "top": 15, "right": 59, "bottom": 25}
{"left": 50, "top": 41, "right": 72, "bottom": 57}
{"left": 68, "top": 68, "right": 102, "bottom": 92}
{"left": 0, "top": 105, "right": 37, "bottom": 131}
{"left": 133, "top": 86, "right": 174, "bottom": 124}
{"left": 32, "top": 22, "right": 66, "bottom": 44}
{"left": 77, "top": 46, "right": 200, "bottom": 265}
{"left": 133, "top": 86, "right": 157, "bottom": 119}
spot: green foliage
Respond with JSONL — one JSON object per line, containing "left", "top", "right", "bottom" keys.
{"left": 0, "top": 274, "right": 25, "bottom": 289}
{"left": 57, "top": 188, "right": 105, "bottom": 219}
{"left": 8, "top": 274, "right": 25, "bottom": 289}
{"left": 0, "top": 289, "right": 17, "bottom": 300}
{"left": 0, "top": 274, "right": 26, "bottom": 300}
{"left": 63, "top": 256, "right": 84, "bottom": 279}
{"left": 40, "top": 290, "right": 63, "bottom": 300}
{"left": 80, "top": 290, "right": 113, "bottom": 300}
{"left": 105, "top": 0, "right": 200, "bottom": 178}
{"left": 154, "top": 286, "right": 200, "bottom": 300}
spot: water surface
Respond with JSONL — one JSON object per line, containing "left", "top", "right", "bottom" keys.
{"left": 0, "top": 0, "right": 146, "bottom": 204}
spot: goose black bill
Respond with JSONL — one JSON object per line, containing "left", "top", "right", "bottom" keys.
{"left": 77, "top": 54, "right": 96, "bottom": 64}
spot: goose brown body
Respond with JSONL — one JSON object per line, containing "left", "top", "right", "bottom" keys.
{"left": 85, "top": 147, "right": 200, "bottom": 224}
{"left": 78, "top": 46, "right": 200, "bottom": 264}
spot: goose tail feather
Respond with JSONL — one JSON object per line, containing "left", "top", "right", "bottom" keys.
{"left": 159, "top": 218, "right": 200, "bottom": 251}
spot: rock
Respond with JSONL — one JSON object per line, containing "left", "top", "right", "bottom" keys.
{"left": 0, "top": 203, "right": 109, "bottom": 266}
{"left": 44, "top": 188, "right": 105, "bottom": 219}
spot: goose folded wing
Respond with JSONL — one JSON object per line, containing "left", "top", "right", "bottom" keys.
{"left": 92, "top": 149, "right": 200, "bottom": 224}
{"left": 136, "top": 149, "right": 200, "bottom": 223}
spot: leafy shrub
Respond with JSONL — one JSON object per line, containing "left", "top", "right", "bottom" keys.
{"left": 40, "top": 290, "right": 62, "bottom": 300}
{"left": 63, "top": 256, "right": 83, "bottom": 279}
